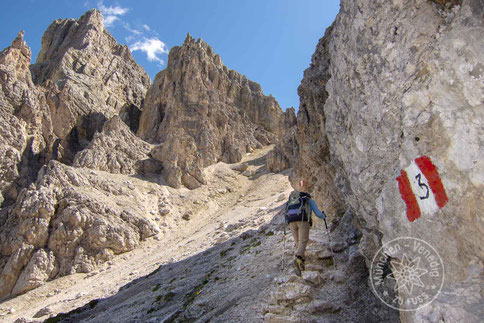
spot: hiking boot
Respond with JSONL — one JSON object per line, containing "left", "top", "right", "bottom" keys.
{"left": 293, "top": 256, "right": 305, "bottom": 276}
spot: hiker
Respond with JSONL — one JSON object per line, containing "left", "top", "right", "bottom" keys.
{"left": 284, "top": 180, "right": 326, "bottom": 276}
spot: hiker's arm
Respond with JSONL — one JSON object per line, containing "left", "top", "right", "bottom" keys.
{"left": 309, "top": 199, "right": 326, "bottom": 219}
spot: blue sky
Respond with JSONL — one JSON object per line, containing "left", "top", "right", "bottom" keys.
{"left": 0, "top": 0, "right": 340, "bottom": 110}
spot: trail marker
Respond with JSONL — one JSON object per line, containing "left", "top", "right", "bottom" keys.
{"left": 396, "top": 156, "right": 448, "bottom": 222}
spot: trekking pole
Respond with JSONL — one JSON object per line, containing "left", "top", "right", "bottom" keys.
{"left": 324, "top": 218, "right": 337, "bottom": 269}
{"left": 281, "top": 212, "right": 286, "bottom": 272}
{"left": 282, "top": 226, "right": 286, "bottom": 272}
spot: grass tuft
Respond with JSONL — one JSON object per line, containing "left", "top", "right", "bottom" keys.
{"left": 152, "top": 284, "right": 161, "bottom": 292}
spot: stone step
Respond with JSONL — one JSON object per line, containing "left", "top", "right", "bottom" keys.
{"left": 264, "top": 313, "right": 302, "bottom": 323}
{"left": 308, "top": 300, "right": 342, "bottom": 314}
{"left": 305, "top": 249, "right": 332, "bottom": 260}
{"left": 302, "top": 271, "right": 322, "bottom": 286}
{"left": 282, "top": 248, "right": 332, "bottom": 261}
{"left": 272, "top": 283, "right": 312, "bottom": 303}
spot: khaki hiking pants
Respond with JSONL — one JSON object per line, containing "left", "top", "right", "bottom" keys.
{"left": 289, "top": 221, "right": 310, "bottom": 258}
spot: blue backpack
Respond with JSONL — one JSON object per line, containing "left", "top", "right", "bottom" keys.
{"left": 284, "top": 191, "right": 312, "bottom": 225}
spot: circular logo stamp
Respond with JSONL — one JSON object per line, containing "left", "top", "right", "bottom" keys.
{"left": 370, "top": 237, "right": 444, "bottom": 311}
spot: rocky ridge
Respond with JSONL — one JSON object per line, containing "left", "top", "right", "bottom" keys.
{"left": 137, "top": 33, "right": 283, "bottom": 189}
{"left": 0, "top": 10, "right": 153, "bottom": 301}
{"left": 30, "top": 9, "right": 151, "bottom": 163}
{"left": 0, "top": 31, "right": 53, "bottom": 207}
{"left": 0, "top": 9, "right": 284, "bottom": 303}
{"left": 73, "top": 115, "right": 162, "bottom": 176}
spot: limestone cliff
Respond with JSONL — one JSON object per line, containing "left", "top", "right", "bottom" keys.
{"left": 292, "top": 0, "right": 483, "bottom": 321}
{"left": 0, "top": 160, "right": 161, "bottom": 298}
{"left": 138, "top": 34, "right": 283, "bottom": 188}
{"left": 0, "top": 10, "right": 154, "bottom": 299}
{"left": 267, "top": 107, "right": 298, "bottom": 173}
{"left": 0, "top": 10, "right": 285, "bottom": 300}
{"left": 73, "top": 115, "right": 162, "bottom": 175}
{"left": 0, "top": 1, "right": 481, "bottom": 320}
{"left": 30, "top": 9, "right": 151, "bottom": 163}
{"left": 0, "top": 32, "right": 53, "bottom": 206}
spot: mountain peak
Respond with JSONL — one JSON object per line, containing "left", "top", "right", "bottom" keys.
{"left": 10, "top": 30, "right": 31, "bottom": 59}
{"left": 79, "top": 8, "right": 103, "bottom": 29}
{"left": 184, "top": 32, "right": 194, "bottom": 44}
{"left": 138, "top": 35, "right": 283, "bottom": 189}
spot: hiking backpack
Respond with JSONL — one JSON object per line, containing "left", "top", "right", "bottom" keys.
{"left": 284, "top": 191, "right": 312, "bottom": 225}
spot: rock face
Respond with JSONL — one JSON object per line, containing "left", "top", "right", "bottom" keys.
{"left": 0, "top": 160, "right": 161, "bottom": 298}
{"left": 267, "top": 108, "right": 298, "bottom": 173}
{"left": 30, "top": 9, "right": 151, "bottom": 163}
{"left": 0, "top": 10, "right": 154, "bottom": 299}
{"left": 294, "top": 0, "right": 483, "bottom": 321}
{"left": 2, "top": 2, "right": 480, "bottom": 320}
{"left": 137, "top": 34, "right": 283, "bottom": 188}
{"left": 73, "top": 115, "right": 162, "bottom": 175}
{"left": 0, "top": 31, "right": 53, "bottom": 206}
{"left": 0, "top": 9, "right": 285, "bottom": 299}
{"left": 268, "top": 28, "right": 345, "bottom": 216}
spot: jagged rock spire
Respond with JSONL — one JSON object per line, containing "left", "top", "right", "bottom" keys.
{"left": 138, "top": 36, "right": 283, "bottom": 189}
{"left": 28, "top": 9, "right": 150, "bottom": 163}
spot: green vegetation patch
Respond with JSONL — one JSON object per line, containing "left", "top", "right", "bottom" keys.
{"left": 152, "top": 283, "right": 161, "bottom": 292}
{"left": 45, "top": 307, "right": 83, "bottom": 323}
{"left": 220, "top": 247, "right": 233, "bottom": 257}
{"left": 164, "top": 292, "right": 176, "bottom": 302}
{"left": 240, "top": 238, "right": 261, "bottom": 254}
{"left": 183, "top": 271, "right": 215, "bottom": 309}
{"left": 322, "top": 258, "right": 334, "bottom": 267}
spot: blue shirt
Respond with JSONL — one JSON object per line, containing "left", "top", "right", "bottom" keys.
{"left": 308, "top": 198, "right": 326, "bottom": 219}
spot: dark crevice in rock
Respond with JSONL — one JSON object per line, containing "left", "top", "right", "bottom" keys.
{"left": 119, "top": 104, "right": 142, "bottom": 134}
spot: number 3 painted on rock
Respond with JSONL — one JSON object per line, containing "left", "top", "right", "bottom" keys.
{"left": 415, "top": 173, "right": 429, "bottom": 200}
{"left": 396, "top": 156, "right": 448, "bottom": 222}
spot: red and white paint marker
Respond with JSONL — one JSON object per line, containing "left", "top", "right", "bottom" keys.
{"left": 396, "top": 156, "right": 448, "bottom": 222}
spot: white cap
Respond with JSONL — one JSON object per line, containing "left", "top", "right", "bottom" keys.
{"left": 299, "top": 180, "right": 305, "bottom": 191}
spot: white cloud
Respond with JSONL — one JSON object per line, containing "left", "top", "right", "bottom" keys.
{"left": 122, "top": 22, "right": 142, "bottom": 35}
{"left": 98, "top": 2, "right": 129, "bottom": 16}
{"left": 96, "top": 1, "right": 168, "bottom": 67}
{"left": 130, "top": 37, "right": 169, "bottom": 65}
{"left": 103, "top": 15, "right": 119, "bottom": 27}
{"left": 97, "top": 1, "right": 128, "bottom": 27}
